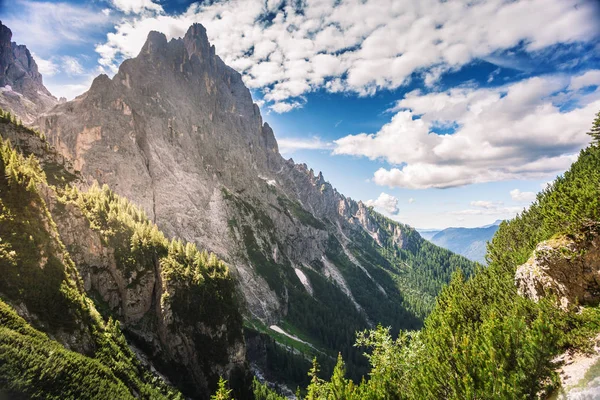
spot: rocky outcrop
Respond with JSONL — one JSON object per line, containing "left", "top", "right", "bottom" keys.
{"left": 0, "top": 21, "right": 57, "bottom": 123}
{"left": 515, "top": 229, "right": 600, "bottom": 309}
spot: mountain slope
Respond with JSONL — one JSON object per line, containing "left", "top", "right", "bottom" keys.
{"left": 0, "top": 113, "right": 249, "bottom": 399}
{"left": 428, "top": 221, "right": 501, "bottom": 263}
{"left": 0, "top": 22, "right": 57, "bottom": 123}
{"left": 264, "top": 115, "right": 600, "bottom": 400}
{"left": 36, "top": 23, "right": 475, "bottom": 381}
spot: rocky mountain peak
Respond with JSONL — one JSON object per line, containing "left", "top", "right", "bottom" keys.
{"left": 183, "top": 23, "right": 214, "bottom": 58}
{"left": 0, "top": 21, "right": 56, "bottom": 123}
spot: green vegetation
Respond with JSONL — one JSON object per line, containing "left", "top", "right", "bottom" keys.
{"left": 0, "top": 138, "right": 181, "bottom": 398}
{"left": 237, "top": 112, "right": 600, "bottom": 399}
{"left": 277, "top": 196, "right": 326, "bottom": 230}
{"left": 59, "top": 183, "right": 244, "bottom": 396}
{"left": 0, "top": 115, "right": 244, "bottom": 398}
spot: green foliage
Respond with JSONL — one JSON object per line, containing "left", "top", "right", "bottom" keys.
{"left": 0, "top": 299, "right": 135, "bottom": 400}
{"left": 281, "top": 111, "right": 600, "bottom": 399}
{"left": 587, "top": 110, "right": 600, "bottom": 145}
{"left": 211, "top": 377, "right": 233, "bottom": 400}
{"left": 252, "top": 377, "right": 287, "bottom": 400}
{"left": 0, "top": 135, "right": 182, "bottom": 398}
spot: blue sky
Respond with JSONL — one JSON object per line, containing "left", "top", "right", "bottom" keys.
{"left": 2, "top": 0, "right": 600, "bottom": 228}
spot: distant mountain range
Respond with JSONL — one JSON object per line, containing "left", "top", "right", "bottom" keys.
{"left": 418, "top": 220, "right": 503, "bottom": 263}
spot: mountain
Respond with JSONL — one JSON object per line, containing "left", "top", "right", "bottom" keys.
{"left": 0, "top": 22, "right": 57, "bottom": 123}
{"left": 33, "top": 23, "right": 474, "bottom": 385}
{"left": 416, "top": 229, "right": 441, "bottom": 241}
{"left": 419, "top": 220, "right": 502, "bottom": 263}
{"left": 0, "top": 113, "right": 250, "bottom": 398}
{"left": 253, "top": 114, "right": 600, "bottom": 399}
{"left": 0, "top": 21, "right": 475, "bottom": 397}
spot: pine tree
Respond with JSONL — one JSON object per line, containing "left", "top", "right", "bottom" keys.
{"left": 211, "top": 377, "right": 233, "bottom": 400}
{"left": 588, "top": 110, "right": 600, "bottom": 145}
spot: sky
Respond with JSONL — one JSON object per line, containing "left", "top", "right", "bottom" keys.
{"left": 1, "top": 0, "right": 600, "bottom": 229}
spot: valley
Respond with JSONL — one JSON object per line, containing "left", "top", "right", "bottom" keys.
{"left": 1, "top": 2, "right": 600, "bottom": 398}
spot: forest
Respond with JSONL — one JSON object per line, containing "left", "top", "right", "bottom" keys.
{"left": 221, "top": 111, "right": 600, "bottom": 399}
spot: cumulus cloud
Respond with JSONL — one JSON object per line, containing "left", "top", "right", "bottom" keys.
{"left": 91, "top": 0, "right": 600, "bottom": 111}
{"left": 111, "top": 0, "right": 163, "bottom": 15}
{"left": 365, "top": 193, "right": 399, "bottom": 215}
{"left": 277, "top": 136, "right": 333, "bottom": 154}
{"left": 335, "top": 72, "right": 600, "bottom": 189}
{"left": 510, "top": 189, "right": 537, "bottom": 202}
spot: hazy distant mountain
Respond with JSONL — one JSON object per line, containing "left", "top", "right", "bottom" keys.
{"left": 418, "top": 229, "right": 442, "bottom": 241}
{"left": 419, "top": 220, "right": 503, "bottom": 263}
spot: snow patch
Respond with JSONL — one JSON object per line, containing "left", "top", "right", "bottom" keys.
{"left": 269, "top": 325, "right": 311, "bottom": 346}
{"left": 294, "top": 268, "right": 313, "bottom": 296}
{"left": 259, "top": 175, "right": 277, "bottom": 186}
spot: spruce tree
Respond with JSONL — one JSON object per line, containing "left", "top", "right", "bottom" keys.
{"left": 211, "top": 377, "right": 233, "bottom": 400}
{"left": 588, "top": 110, "right": 600, "bottom": 145}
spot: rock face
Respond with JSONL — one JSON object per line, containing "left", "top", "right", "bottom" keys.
{"left": 36, "top": 23, "right": 472, "bottom": 369}
{"left": 0, "top": 117, "right": 248, "bottom": 399}
{"left": 515, "top": 230, "right": 600, "bottom": 309}
{"left": 0, "top": 21, "right": 57, "bottom": 123}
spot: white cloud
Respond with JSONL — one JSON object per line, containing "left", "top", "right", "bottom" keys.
{"left": 32, "top": 53, "right": 59, "bottom": 76}
{"left": 62, "top": 56, "right": 84, "bottom": 75}
{"left": 90, "top": 0, "right": 599, "bottom": 111}
{"left": 365, "top": 193, "right": 399, "bottom": 215}
{"left": 510, "top": 189, "right": 537, "bottom": 202}
{"left": 570, "top": 70, "right": 600, "bottom": 90}
{"left": 451, "top": 206, "right": 523, "bottom": 216}
{"left": 334, "top": 73, "right": 600, "bottom": 189}
{"left": 408, "top": 197, "right": 415, "bottom": 204}
{"left": 277, "top": 136, "right": 333, "bottom": 154}
{"left": 4, "top": 0, "right": 111, "bottom": 54}
{"left": 111, "top": 0, "right": 163, "bottom": 15}
{"left": 270, "top": 100, "right": 304, "bottom": 114}
{"left": 470, "top": 200, "right": 503, "bottom": 209}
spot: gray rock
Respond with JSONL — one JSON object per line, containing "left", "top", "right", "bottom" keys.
{"left": 0, "top": 21, "right": 57, "bottom": 123}
{"left": 515, "top": 229, "right": 600, "bottom": 309}
{"left": 37, "top": 23, "right": 429, "bottom": 327}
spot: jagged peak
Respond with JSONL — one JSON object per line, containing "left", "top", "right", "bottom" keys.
{"left": 140, "top": 30, "right": 168, "bottom": 55}
{"left": 0, "top": 20, "right": 11, "bottom": 41}
{"left": 89, "top": 73, "right": 111, "bottom": 91}
{"left": 183, "top": 23, "right": 215, "bottom": 59}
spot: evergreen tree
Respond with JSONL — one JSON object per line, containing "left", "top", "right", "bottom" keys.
{"left": 211, "top": 377, "right": 233, "bottom": 400}
{"left": 588, "top": 110, "right": 600, "bottom": 145}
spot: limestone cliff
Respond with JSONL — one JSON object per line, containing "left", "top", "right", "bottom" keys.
{"left": 0, "top": 116, "right": 249, "bottom": 399}
{"left": 0, "top": 21, "right": 57, "bottom": 123}
{"left": 516, "top": 225, "right": 600, "bottom": 310}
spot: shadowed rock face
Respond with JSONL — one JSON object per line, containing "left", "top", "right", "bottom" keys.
{"left": 0, "top": 21, "right": 57, "bottom": 123}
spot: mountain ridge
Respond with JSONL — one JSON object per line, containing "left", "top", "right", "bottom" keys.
{"left": 1, "top": 21, "right": 475, "bottom": 393}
